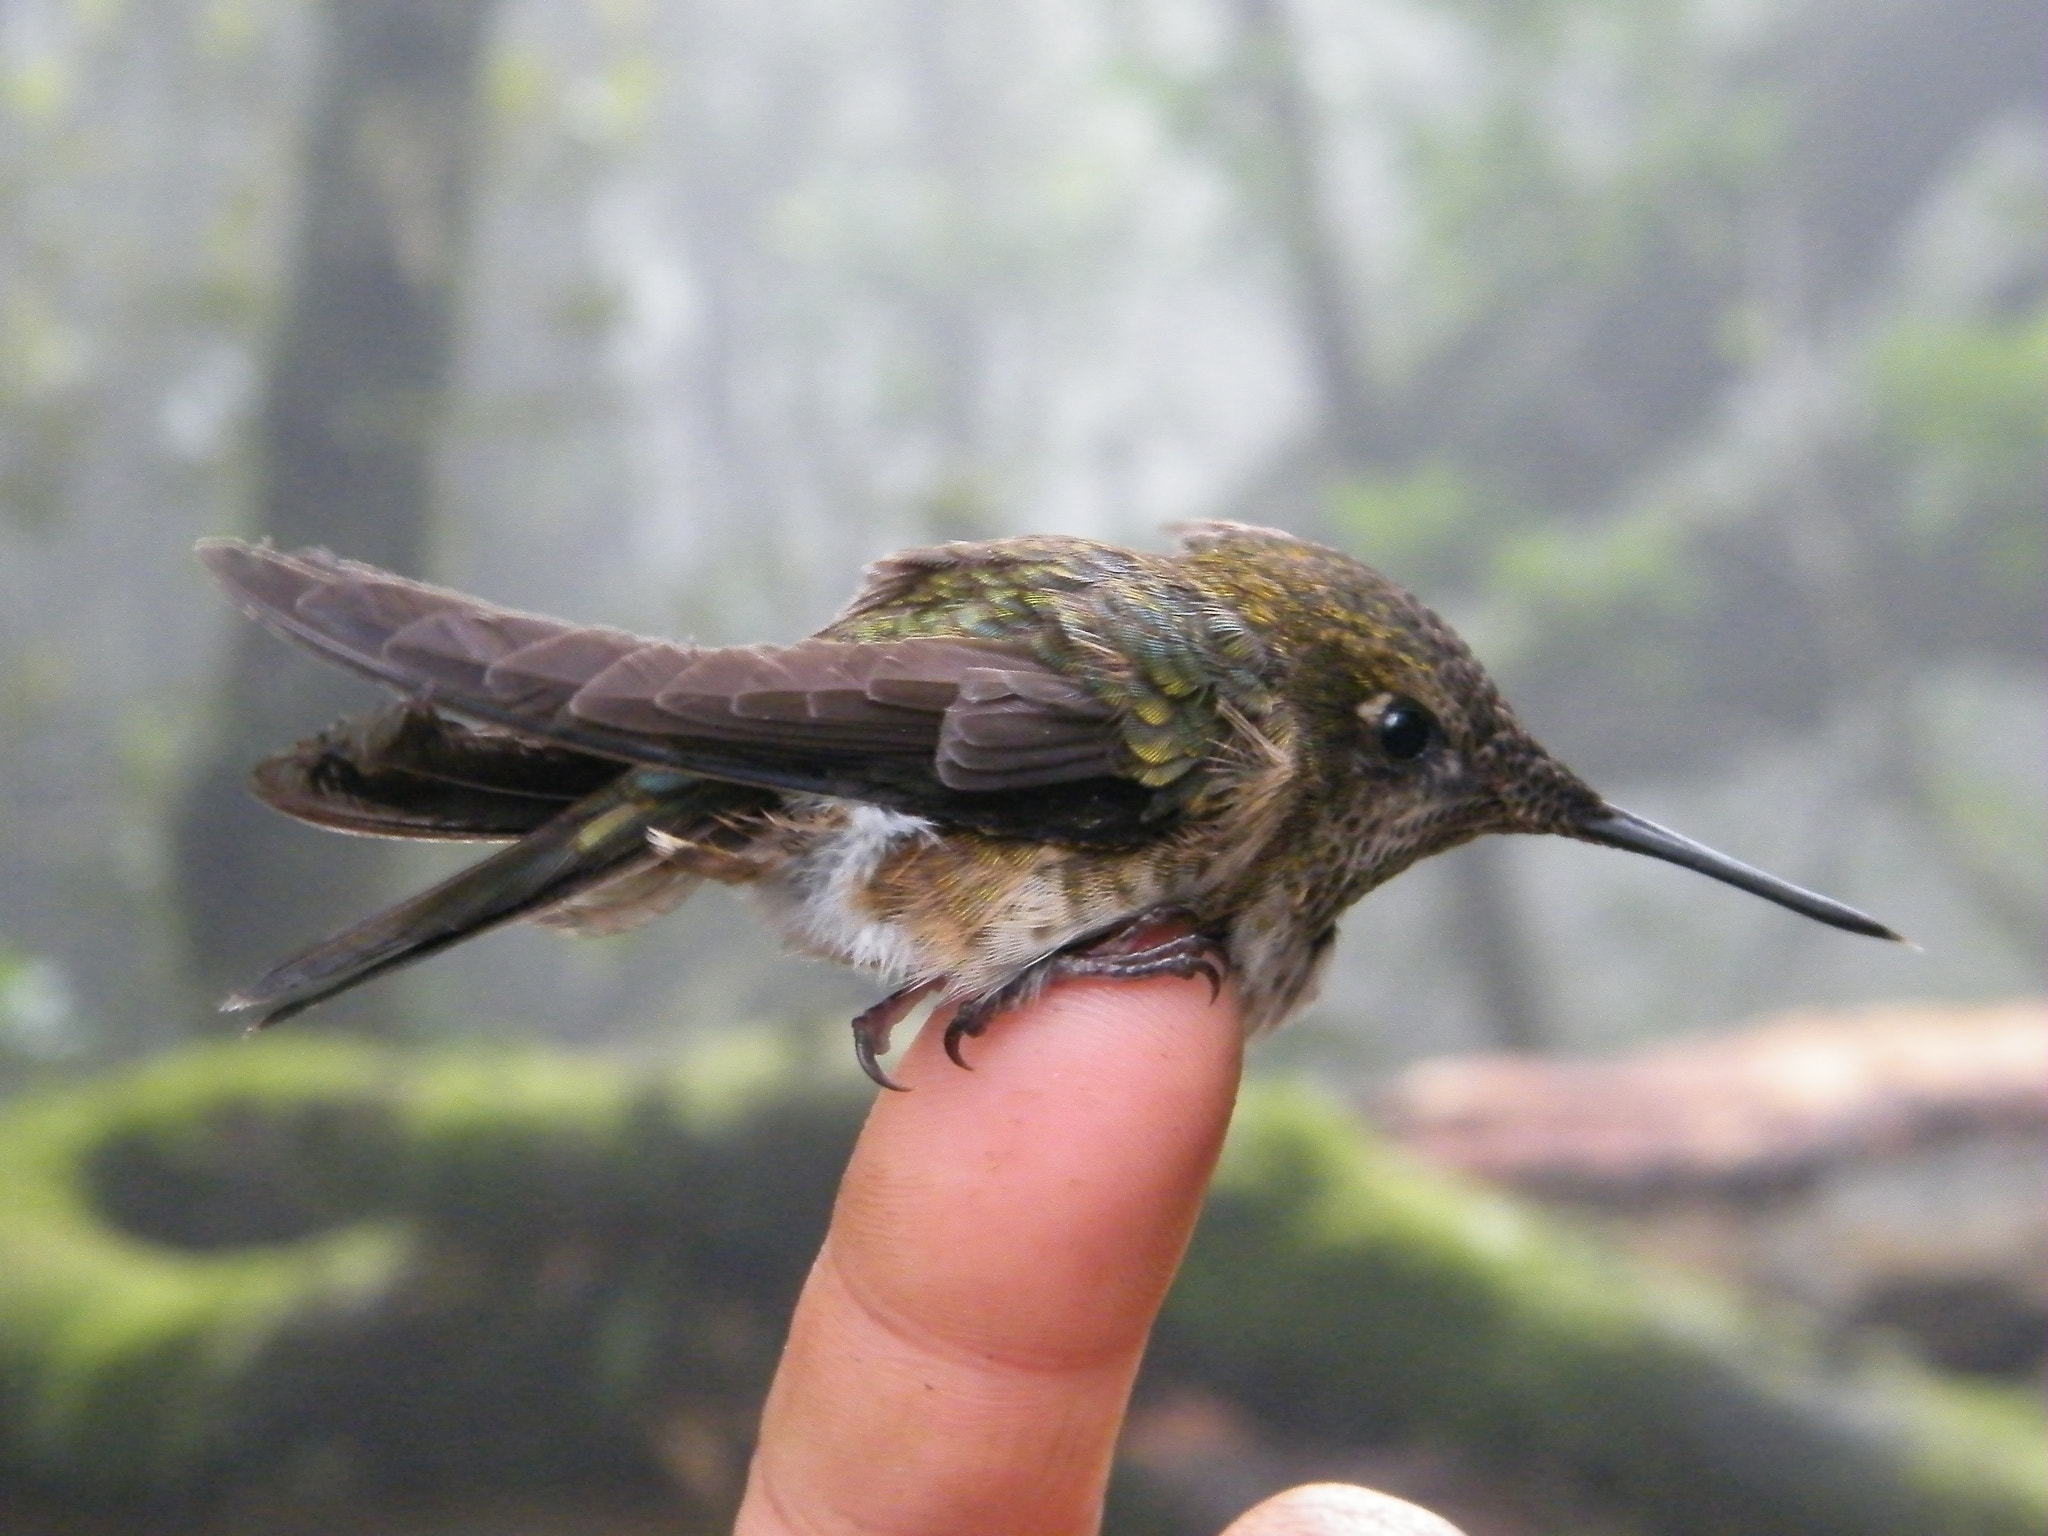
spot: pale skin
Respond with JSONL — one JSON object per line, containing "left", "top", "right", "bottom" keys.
{"left": 734, "top": 966, "right": 1467, "bottom": 1536}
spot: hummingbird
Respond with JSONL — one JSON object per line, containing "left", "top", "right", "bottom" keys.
{"left": 197, "top": 523, "right": 1900, "bottom": 1086}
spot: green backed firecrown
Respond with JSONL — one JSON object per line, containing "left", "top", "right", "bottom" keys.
{"left": 198, "top": 523, "right": 1901, "bottom": 1085}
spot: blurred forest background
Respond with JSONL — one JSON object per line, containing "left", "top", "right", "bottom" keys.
{"left": 0, "top": 0, "right": 2041, "bottom": 1069}
{"left": 0, "top": 0, "right": 2040, "bottom": 1531}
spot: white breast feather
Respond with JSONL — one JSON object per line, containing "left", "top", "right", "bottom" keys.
{"left": 763, "top": 804, "right": 938, "bottom": 982}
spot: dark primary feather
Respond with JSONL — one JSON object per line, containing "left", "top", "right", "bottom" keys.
{"left": 198, "top": 541, "right": 1131, "bottom": 821}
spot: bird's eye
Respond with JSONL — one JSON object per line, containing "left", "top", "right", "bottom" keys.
{"left": 1360, "top": 694, "right": 1436, "bottom": 761}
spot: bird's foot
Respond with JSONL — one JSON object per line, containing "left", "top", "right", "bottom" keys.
{"left": 940, "top": 909, "right": 1229, "bottom": 1071}
{"left": 850, "top": 979, "right": 941, "bottom": 1091}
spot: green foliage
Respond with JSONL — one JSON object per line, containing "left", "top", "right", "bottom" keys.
{"left": 0, "top": 943, "right": 82, "bottom": 1064}
{"left": 1155, "top": 0, "right": 2045, "bottom": 825}
{"left": 1873, "top": 305, "right": 2048, "bottom": 595}
{"left": 1326, "top": 462, "right": 1479, "bottom": 588}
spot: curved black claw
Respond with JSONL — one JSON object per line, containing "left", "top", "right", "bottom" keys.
{"left": 850, "top": 980, "right": 940, "bottom": 1091}
{"left": 941, "top": 1002, "right": 996, "bottom": 1071}
{"left": 853, "top": 1030, "right": 902, "bottom": 1092}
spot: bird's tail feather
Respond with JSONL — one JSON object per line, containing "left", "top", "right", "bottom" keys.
{"left": 225, "top": 771, "right": 690, "bottom": 1028}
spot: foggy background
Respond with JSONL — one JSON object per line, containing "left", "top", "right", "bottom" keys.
{"left": 1, "top": 0, "right": 2037, "bottom": 1077}
{"left": 0, "top": 0, "right": 2040, "bottom": 1529}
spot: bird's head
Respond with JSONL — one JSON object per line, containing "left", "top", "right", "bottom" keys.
{"left": 1175, "top": 522, "right": 1902, "bottom": 940}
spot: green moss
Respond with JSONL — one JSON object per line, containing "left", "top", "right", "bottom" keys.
{"left": 0, "top": 1041, "right": 409, "bottom": 1485}
{"left": 0, "top": 1044, "right": 2037, "bottom": 1536}
{"left": 0, "top": 1038, "right": 857, "bottom": 1497}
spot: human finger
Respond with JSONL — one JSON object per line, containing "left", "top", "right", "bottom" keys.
{"left": 736, "top": 967, "right": 1244, "bottom": 1536}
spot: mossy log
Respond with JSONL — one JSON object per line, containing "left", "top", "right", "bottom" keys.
{"left": 0, "top": 1038, "right": 858, "bottom": 1505}
{"left": 0, "top": 1040, "right": 2037, "bottom": 1535}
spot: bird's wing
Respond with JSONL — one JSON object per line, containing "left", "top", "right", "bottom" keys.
{"left": 198, "top": 540, "right": 1127, "bottom": 806}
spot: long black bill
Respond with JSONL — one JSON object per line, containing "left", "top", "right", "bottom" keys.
{"left": 1573, "top": 806, "right": 1906, "bottom": 942}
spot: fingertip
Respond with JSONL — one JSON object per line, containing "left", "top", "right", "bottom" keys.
{"left": 739, "top": 970, "right": 1245, "bottom": 1536}
{"left": 1221, "top": 1483, "right": 1471, "bottom": 1536}
{"left": 836, "top": 969, "right": 1245, "bottom": 1363}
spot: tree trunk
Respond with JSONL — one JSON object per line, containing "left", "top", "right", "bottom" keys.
{"left": 1229, "top": 0, "right": 1381, "bottom": 467}
{"left": 174, "top": 0, "right": 497, "bottom": 1026}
